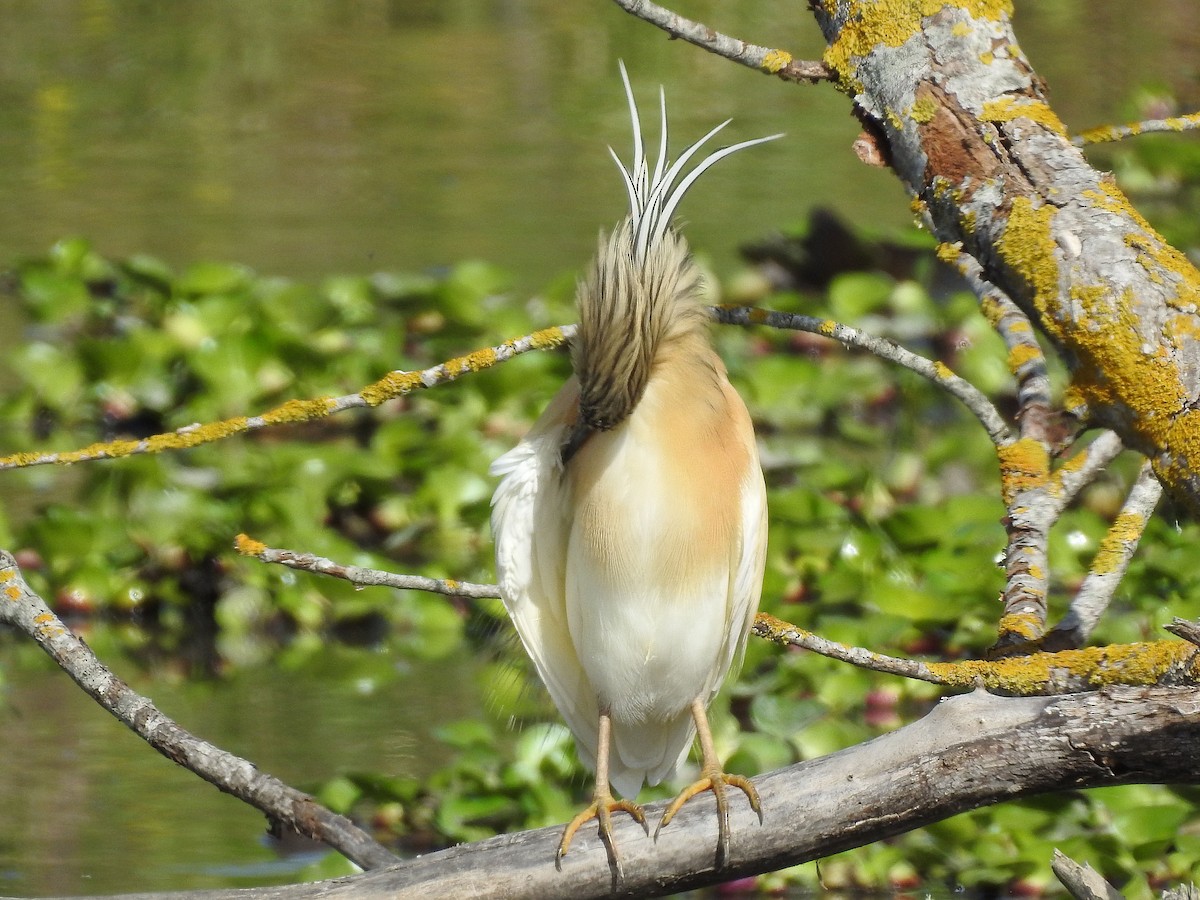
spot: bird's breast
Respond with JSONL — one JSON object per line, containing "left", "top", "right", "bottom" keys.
{"left": 562, "top": 345, "right": 757, "bottom": 719}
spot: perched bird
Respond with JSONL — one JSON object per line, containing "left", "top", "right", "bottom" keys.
{"left": 491, "top": 64, "right": 775, "bottom": 873}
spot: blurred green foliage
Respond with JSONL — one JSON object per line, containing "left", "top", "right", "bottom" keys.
{"left": 2, "top": 170, "right": 1200, "bottom": 892}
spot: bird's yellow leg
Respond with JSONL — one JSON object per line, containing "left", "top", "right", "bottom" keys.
{"left": 655, "top": 697, "right": 763, "bottom": 866}
{"left": 557, "top": 710, "right": 647, "bottom": 875}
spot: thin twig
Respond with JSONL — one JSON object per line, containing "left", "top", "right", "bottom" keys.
{"left": 610, "top": 0, "right": 832, "bottom": 83}
{"left": 939, "top": 245, "right": 1055, "bottom": 645}
{"left": 713, "top": 305, "right": 1014, "bottom": 448}
{"left": 1073, "top": 111, "right": 1200, "bottom": 147}
{"left": 0, "top": 326, "right": 573, "bottom": 471}
{"left": 945, "top": 245, "right": 1054, "bottom": 438}
{"left": 0, "top": 550, "right": 399, "bottom": 870}
{"left": 238, "top": 534, "right": 1200, "bottom": 697}
{"left": 1045, "top": 462, "right": 1163, "bottom": 650}
{"left": 235, "top": 534, "right": 502, "bottom": 600}
{"left": 1047, "top": 430, "right": 1126, "bottom": 516}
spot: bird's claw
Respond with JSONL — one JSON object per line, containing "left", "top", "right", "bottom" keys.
{"left": 655, "top": 769, "right": 762, "bottom": 867}
{"left": 556, "top": 794, "right": 648, "bottom": 879}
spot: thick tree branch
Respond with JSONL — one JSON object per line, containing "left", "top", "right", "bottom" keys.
{"left": 810, "top": 1, "right": 1200, "bottom": 512}
{"left": 39, "top": 686, "right": 1200, "bottom": 900}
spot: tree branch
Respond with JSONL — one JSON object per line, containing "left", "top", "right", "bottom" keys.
{"left": 42, "top": 686, "right": 1200, "bottom": 899}
{"left": 234, "top": 534, "right": 502, "bottom": 600}
{"left": 811, "top": 1, "right": 1200, "bottom": 512}
{"left": 1045, "top": 463, "right": 1163, "bottom": 650}
{"left": 0, "top": 551, "right": 399, "bottom": 872}
{"left": 609, "top": 0, "right": 832, "bottom": 83}
{"left": 1073, "top": 110, "right": 1200, "bottom": 147}
{"left": 714, "top": 305, "right": 1012, "bottom": 446}
{"left": 0, "top": 326, "right": 574, "bottom": 470}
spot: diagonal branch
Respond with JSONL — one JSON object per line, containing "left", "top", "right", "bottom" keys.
{"left": 610, "top": 0, "right": 832, "bottom": 82}
{"left": 0, "top": 326, "right": 574, "bottom": 471}
{"left": 1044, "top": 462, "right": 1164, "bottom": 650}
{"left": 713, "top": 305, "right": 1013, "bottom": 446}
{"left": 234, "top": 533, "right": 502, "bottom": 600}
{"left": 1073, "top": 111, "right": 1200, "bottom": 147}
{"left": 0, "top": 550, "right": 399, "bottom": 871}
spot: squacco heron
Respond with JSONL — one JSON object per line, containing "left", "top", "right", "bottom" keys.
{"left": 491, "top": 64, "right": 775, "bottom": 873}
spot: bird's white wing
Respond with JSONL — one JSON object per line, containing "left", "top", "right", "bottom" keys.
{"left": 490, "top": 387, "right": 602, "bottom": 769}
{"left": 710, "top": 462, "right": 769, "bottom": 702}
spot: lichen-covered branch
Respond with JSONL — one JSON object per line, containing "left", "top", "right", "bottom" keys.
{"left": 754, "top": 613, "right": 1200, "bottom": 696}
{"left": 1046, "top": 430, "right": 1126, "bottom": 516}
{"left": 0, "top": 551, "right": 399, "bottom": 871}
{"left": 1073, "top": 110, "right": 1200, "bottom": 147}
{"left": 238, "top": 541, "right": 1200, "bottom": 697}
{"left": 809, "top": 1, "right": 1200, "bottom": 513}
{"left": 609, "top": 0, "right": 832, "bottom": 82}
{"left": 937, "top": 243, "right": 1059, "bottom": 646}
{"left": 1045, "top": 463, "right": 1164, "bottom": 650}
{"left": 0, "top": 326, "right": 573, "bottom": 470}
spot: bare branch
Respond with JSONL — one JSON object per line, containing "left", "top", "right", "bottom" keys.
{"left": 234, "top": 534, "right": 502, "bottom": 600}
{"left": 0, "top": 325, "right": 574, "bottom": 471}
{"left": 0, "top": 550, "right": 399, "bottom": 871}
{"left": 1051, "top": 849, "right": 1124, "bottom": 900}
{"left": 609, "top": 0, "right": 831, "bottom": 82}
{"left": 713, "top": 305, "right": 1013, "bottom": 447}
{"left": 1073, "top": 111, "right": 1200, "bottom": 147}
{"left": 1045, "top": 463, "right": 1164, "bottom": 650}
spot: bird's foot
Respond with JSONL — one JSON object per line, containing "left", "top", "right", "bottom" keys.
{"left": 655, "top": 767, "right": 762, "bottom": 867}
{"left": 556, "top": 792, "right": 648, "bottom": 878}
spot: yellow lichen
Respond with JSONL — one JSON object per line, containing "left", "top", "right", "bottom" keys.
{"left": 1074, "top": 124, "right": 1124, "bottom": 146}
{"left": 1091, "top": 511, "right": 1145, "bottom": 575}
{"left": 997, "top": 611, "right": 1043, "bottom": 641}
{"left": 997, "top": 436, "right": 1050, "bottom": 503}
{"left": 932, "top": 361, "right": 954, "bottom": 380}
{"left": 823, "top": 0, "right": 1011, "bottom": 91}
{"left": 935, "top": 242, "right": 962, "bottom": 264}
{"left": 5, "top": 585, "right": 20, "bottom": 601}
{"left": 981, "top": 96, "right": 1068, "bottom": 138}
{"left": 529, "top": 325, "right": 570, "bottom": 350}
{"left": 234, "top": 534, "right": 268, "bottom": 557}
{"left": 1006, "top": 342, "right": 1041, "bottom": 374}
{"left": 260, "top": 398, "right": 336, "bottom": 425}
{"left": 910, "top": 96, "right": 938, "bottom": 123}
{"left": 925, "top": 639, "right": 1198, "bottom": 692}
{"left": 996, "top": 197, "right": 1059, "bottom": 331}
{"left": 819, "top": 319, "right": 838, "bottom": 337}
{"left": 359, "top": 371, "right": 425, "bottom": 407}
{"left": 761, "top": 49, "right": 793, "bottom": 74}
